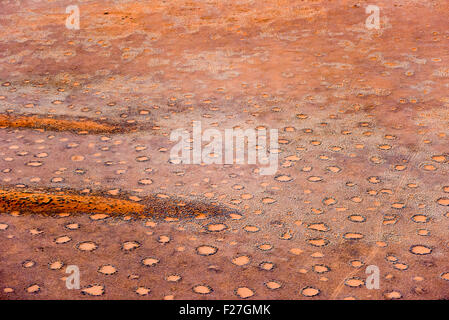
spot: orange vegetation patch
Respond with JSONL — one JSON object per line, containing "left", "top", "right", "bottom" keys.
{"left": 0, "top": 114, "right": 125, "bottom": 134}
{"left": 0, "top": 189, "right": 232, "bottom": 219}
{"left": 0, "top": 189, "right": 145, "bottom": 216}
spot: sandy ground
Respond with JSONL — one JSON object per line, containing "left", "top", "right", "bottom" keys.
{"left": 0, "top": 0, "right": 448, "bottom": 300}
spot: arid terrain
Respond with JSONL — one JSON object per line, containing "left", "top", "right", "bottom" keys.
{"left": 0, "top": 0, "right": 449, "bottom": 300}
